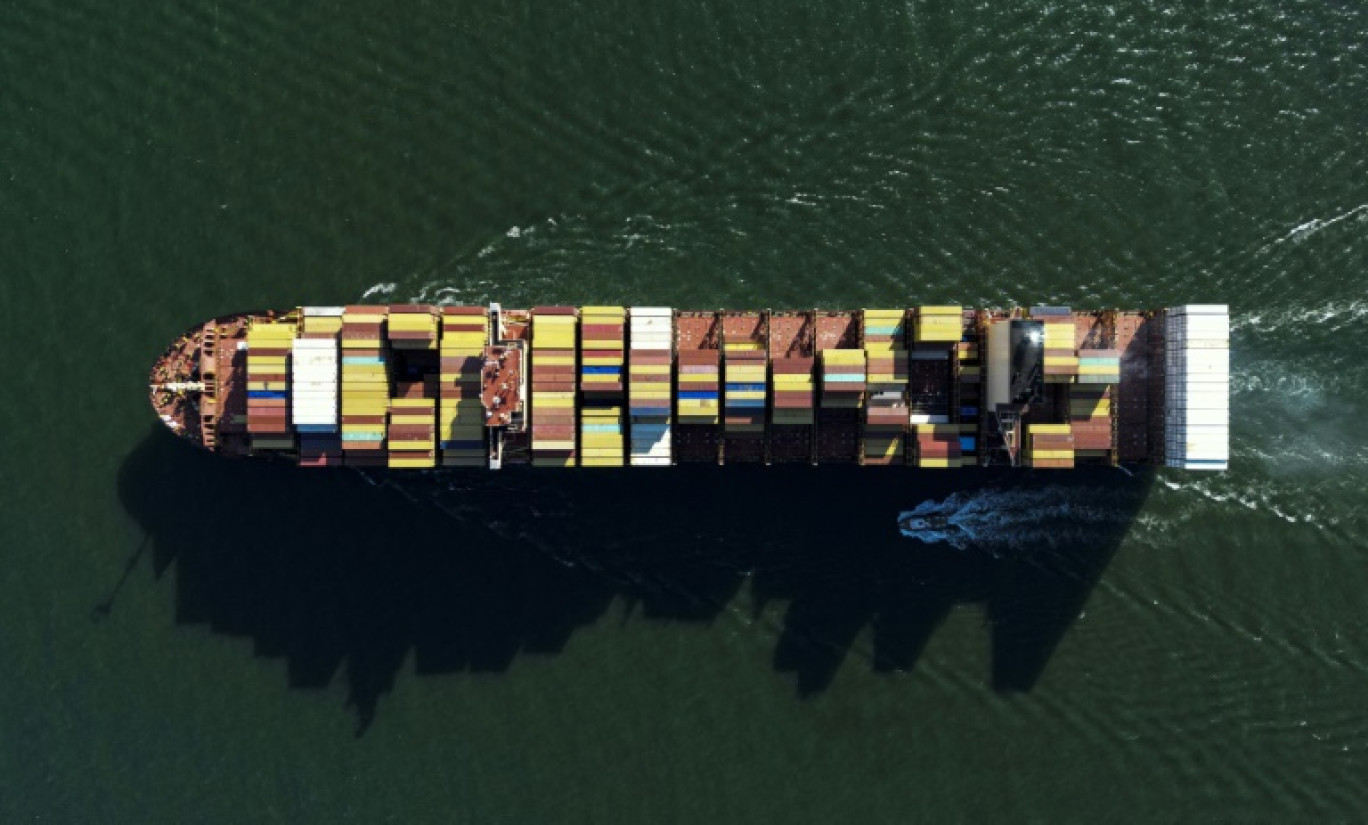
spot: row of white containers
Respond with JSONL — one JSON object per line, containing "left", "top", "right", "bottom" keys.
{"left": 1163, "top": 305, "right": 1229, "bottom": 471}
{"left": 629, "top": 307, "right": 672, "bottom": 466}
{"left": 291, "top": 337, "right": 340, "bottom": 430}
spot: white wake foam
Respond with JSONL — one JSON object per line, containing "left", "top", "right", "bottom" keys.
{"left": 898, "top": 486, "right": 1136, "bottom": 551}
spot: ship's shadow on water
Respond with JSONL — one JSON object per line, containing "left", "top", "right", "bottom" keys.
{"left": 117, "top": 426, "right": 1153, "bottom": 734}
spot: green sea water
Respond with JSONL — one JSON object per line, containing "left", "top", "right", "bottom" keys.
{"left": 4, "top": 1, "right": 1368, "bottom": 821}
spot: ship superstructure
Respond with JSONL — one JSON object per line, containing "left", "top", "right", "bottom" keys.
{"left": 149, "top": 304, "right": 1229, "bottom": 471}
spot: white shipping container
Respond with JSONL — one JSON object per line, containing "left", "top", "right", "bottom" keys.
{"left": 1166, "top": 408, "right": 1229, "bottom": 427}
{"left": 1168, "top": 371, "right": 1229, "bottom": 385}
{"left": 1168, "top": 304, "right": 1229, "bottom": 316}
{"left": 1174, "top": 317, "right": 1230, "bottom": 336}
{"left": 630, "top": 446, "right": 673, "bottom": 457}
{"left": 1168, "top": 459, "right": 1228, "bottom": 471}
{"left": 1168, "top": 338, "right": 1230, "bottom": 350}
{"left": 303, "top": 306, "right": 346, "bottom": 316}
{"left": 909, "top": 414, "right": 950, "bottom": 424}
{"left": 1181, "top": 351, "right": 1230, "bottom": 374}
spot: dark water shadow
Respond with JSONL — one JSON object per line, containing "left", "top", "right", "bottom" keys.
{"left": 116, "top": 426, "right": 1153, "bottom": 732}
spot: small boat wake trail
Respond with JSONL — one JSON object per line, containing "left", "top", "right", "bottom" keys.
{"left": 898, "top": 486, "right": 1135, "bottom": 552}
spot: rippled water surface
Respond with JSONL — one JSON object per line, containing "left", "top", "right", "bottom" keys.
{"left": 3, "top": 1, "right": 1367, "bottom": 821}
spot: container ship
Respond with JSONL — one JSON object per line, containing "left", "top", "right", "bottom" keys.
{"left": 148, "top": 304, "right": 1229, "bottom": 471}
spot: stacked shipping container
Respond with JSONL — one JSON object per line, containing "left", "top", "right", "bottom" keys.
{"left": 767, "top": 311, "right": 815, "bottom": 463}
{"left": 914, "top": 306, "right": 962, "bottom": 343}
{"left": 296, "top": 307, "right": 344, "bottom": 466}
{"left": 722, "top": 313, "right": 767, "bottom": 461}
{"left": 291, "top": 335, "right": 339, "bottom": 461}
{"left": 1077, "top": 349, "right": 1120, "bottom": 384}
{"left": 1032, "top": 306, "right": 1079, "bottom": 384}
{"left": 1069, "top": 384, "right": 1114, "bottom": 460}
{"left": 628, "top": 307, "right": 672, "bottom": 466}
{"left": 815, "top": 312, "right": 862, "bottom": 463}
{"left": 531, "top": 308, "right": 578, "bottom": 467}
{"left": 387, "top": 398, "right": 436, "bottom": 468}
{"left": 677, "top": 349, "right": 720, "bottom": 423}
{"left": 438, "top": 307, "right": 488, "bottom": 467}
{"left": 340, "top": 307, "right": 388, "bottom": 466}
{"left": 914, "top": 424, "right": 961, "bottom": 468}
{"left": 957, "top": 309, "right": 981, "bottom": 467}
{"left": 1027, "top": 423, "right": 1075, "bottom": 468}
{"left": 771, "top": 358, "right": 814, "bottom": 425}
{"left": 580, "top": 307, "right": 626, "bottom": 467}
{"left": 820, "top": 349, "right": 866, "bottom": 408}
{"left": 580, "top": 307, "right": 626, "bottom": 399}
{"left": 245, "top": 320, "right": 296, "bottom": 450}
{"left": 387, "top": 305, "right": 438, "bottom": 350}
{"left": 1164, "top": 305, "right": 1230, "bottom": 471}
{"left": 861, "top": 309, "right": 909, "bottom": 465}
{"left": 674, "top": 312, "right": 721, "bottom": 463}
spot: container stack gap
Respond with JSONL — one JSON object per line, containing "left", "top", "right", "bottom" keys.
{"left": 1164, "top": 305, "right": 1230, "bottom": 471}
{"left": 339, "top": 307, "right": 389, "bottom": 466}
{"left": 860, "top": 308, "right": 909, "bottom": 465}
{"left": 1030, "top": 306, "right": 1078, "bottom": 384}
{"left": 294, "top": 307, "right": 342, "bottom": 467}
{"left": 907, "top": 307, "right": 958, "bottom": 454}
{"left": 580, "top": 306, "right": 626, "bottom": 467}
{"left": 438, "top": 307, "right": 489, "bottom": 467}
{"left": 246, "top": 319, "right": 297, "bottom": 451}
{"left": 531, "top": 307, "right": 578, "bottom": 467}
{"left": 721, "top": 312, "right": 767, "bottom": 462}
{"left": 956, "top": 308, "right": 981, "bottom": 467}
{"left": 1027, "top": 423, "right": 1074, "bottom": 468}
{"left": 387, "top": 398, "right": 436, "bottom": 468}
{"left": 628, "top": 307, "right": 673, "bottom": 466}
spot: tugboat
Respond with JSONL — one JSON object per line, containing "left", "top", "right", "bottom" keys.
{"left": 897, "top": 513, "right": 952, "bottom": 533}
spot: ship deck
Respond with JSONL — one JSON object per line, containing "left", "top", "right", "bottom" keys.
{"left": 167, "top": 305, "right": 1173, "bottom": 470}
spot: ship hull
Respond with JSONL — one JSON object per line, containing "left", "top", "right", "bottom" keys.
{"left": 149, "top": 304, "right": 1229, "bottom": 471}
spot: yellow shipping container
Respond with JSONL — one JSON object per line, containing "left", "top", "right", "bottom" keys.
{"left": 389, "top": 456, "right": 436, "bottom": 469}
{"left": 918, "top": 458, "right": 953, "bottom": 468}
{"left": 821, "top": 350, "right": 865, "bottom": 364}
{"left": 1030, "top": 449, "right": 1075, "bottom": 459}
{"left": 388, "top": 314, "right": 435, "bottom": 331}
{"left": 532, "top": 440, "right": 576, "bottom": 451}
